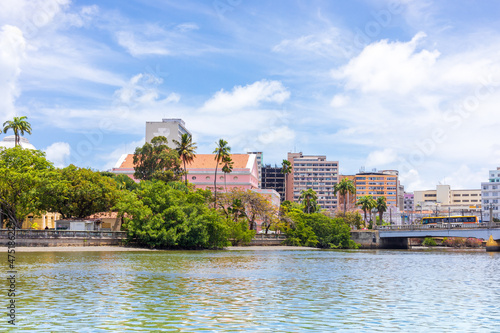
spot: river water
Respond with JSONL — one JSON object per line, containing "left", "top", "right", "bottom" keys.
{"left": 2, "top": 249, "right": 500, "bottom": 332}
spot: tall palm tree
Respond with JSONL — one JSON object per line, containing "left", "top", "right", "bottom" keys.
{"left": 356, "top": 195, "right": 376, "bottom": 226}
{"left": 299, "top": 188, "right": 318, "bottom": 214}
{"left": 173, "top": 133, "right": 197, "bottom": 186}
{"left": 333, "top": 178, "right": 356, "bottom": 214}
{"left": 281, "top": 159, "right": 292, "bottom": 201}
{"left": 213, "top": 139, "right": 231, "bottom": 208}
{"left": 375, "top": 196, "right": 388, "bottom": 225}
{"left": 3, "top": 116, "right": 32, "bottom": 146}
{"left": 221, "top": 155, "right": 234, "bottom": 192}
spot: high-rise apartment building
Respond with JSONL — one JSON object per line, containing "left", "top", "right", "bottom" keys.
{"left": 354, "top": 171, "right": 399, "bottom": 207}
{"left": 481, "top": 167, "right": 500, "bottom": 222}
{"left": 286, "top": 152, "right": 339, "bottom": 211}
{"left": 261, "top": 164, "right": 285, "bottom": 202}
{"left": 145, "top": 119, "right": 191, "bottom": 149}
{"left": 247, "top": 152, "right": 263, "bottom": 188}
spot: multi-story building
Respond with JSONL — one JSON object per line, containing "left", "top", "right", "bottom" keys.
{"left": 414, "top": 185, "right": 481, "bottom": 215}
{"left": 145, "top": 118, "right": 191, "bottom": 148}
{"left": 247, "top": 152, "right": 263, "bottom": 188}
{"left": 481, "top": 167, "right": 500, "bottom": 222}
{"left": 261, "top": 164, "right": 285, "bottom": 202}
{"left": 286, "top": 152, "right": 339, "bottom": 211}
{"left": 112, "top": 153, "right": 259, "bottom": 191}
{"left": 404, "top": 193, "right": 414, "bottom": 212}
{"left": 335, "top": 175, "right": 357, "bottom": 212}
{"left": 354, "top": 171, "right": 399, "bottom": 207}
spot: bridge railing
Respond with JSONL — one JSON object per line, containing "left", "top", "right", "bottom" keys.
{"left": 0, "top": 229, "right": 127, "bottom": 239}
{"left": 378, "top": 223, "right": 500, "bottom": 231}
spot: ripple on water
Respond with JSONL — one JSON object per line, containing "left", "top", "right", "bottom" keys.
{"left": 2, "top": 250, "right": 499, "bottom": 332}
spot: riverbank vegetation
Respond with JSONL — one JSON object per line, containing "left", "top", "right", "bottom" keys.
{"left": 0, "top": 119, "right": 360, "bottom": 249}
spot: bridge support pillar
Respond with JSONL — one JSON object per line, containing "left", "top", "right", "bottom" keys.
{"left": 486, "top": 235, "right": 500, "bottom": 252}
{"left": 379, "top": 237, "right": 409, "bottom": 249}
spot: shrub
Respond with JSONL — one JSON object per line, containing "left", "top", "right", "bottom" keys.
{"left": 465, "top": 238, "right": 483, "bottom": 248}
{"left": 422, "top": 237, "right": 437, "bottom": 246}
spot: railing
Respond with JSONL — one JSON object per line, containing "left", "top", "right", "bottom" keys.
{"left": 253, "top": 234, "right": 287, "bottom": 240}
{"left": 377, "top": 223, "right": 500, "bottom": 231}
{"left": 0, "top": 229, "right": 127, "bottom": 239}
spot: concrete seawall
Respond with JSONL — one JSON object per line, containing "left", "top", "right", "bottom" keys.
{"left": 0, "top": 230, "right": 126, "bottom": 247}
{"left": 350, "top": 230, "right": 409, "bottom": 249}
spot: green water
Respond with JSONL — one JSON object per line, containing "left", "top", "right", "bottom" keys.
{"left": 2, "top": 249, "right": 499, "bottom": 332}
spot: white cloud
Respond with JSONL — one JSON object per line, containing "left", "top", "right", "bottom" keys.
{"left": 0, "top": 25, "right": 26, "bottom": 121}
{"left": 332, "top": 32, "right": 440, "bottom": 94}
{"left": 330, "top": 94, "right": 349, "bottom": 108}
{"left": 116, "top": 31, "right": 171, "bottom": 57}
{"left": 366, "top": 148, "right": 398, "bottom": 167}
{"left": 45, "top": 142, "right": 70, "bottom": 168}
{"left": 201, "top": 80, "right": 290, "bottom": 113}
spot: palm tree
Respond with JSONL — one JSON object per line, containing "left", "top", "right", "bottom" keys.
{"left": 299, "top": 188, "right": 318, "bottom": 214}
{"left": 173, "top": 133, "right": 197, "bottom": 186}
{"left": 356, "top": 195, "right": 376, "bottom": 226}
{"left": 281, "top": 159, "right": 292, "bottom": 201}
{"left": 213, "top": 139, "right": 231, "bottom": 208}
{"left": 3, "top": 116, "right": 32, "bottom": 146}
{"left": 375, "top": 196, "right": 388, "bottom": 225}
{"left": 221, "top": 155, "right": 234, "bottom": 192}
{"left": 333, "top": 178, "right": 356, "bottom": 214}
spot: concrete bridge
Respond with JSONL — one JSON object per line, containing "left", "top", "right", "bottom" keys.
{"left": 351, "top": 224, "right": 500, "bottom": 251}
{"left": 377, "top": 224, "right": 500, "bottom": 251}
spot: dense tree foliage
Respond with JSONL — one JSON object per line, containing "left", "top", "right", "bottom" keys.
{"left": 283, "top": 209, "right": 358, "bottom": 249}
{"left": 333, "top": 178, "right": 356, "bottom": 213}
{"left": 0, "top": 147, "right": 53, "bottom": 228}
{"left": 133, "top": 136, "right": 183, "bottom": 182}
{"left": 117, "top": 181, "right": 231, "bottom": 249}
{"left": 40, "top": 165, "right": 121, "bottom": 219}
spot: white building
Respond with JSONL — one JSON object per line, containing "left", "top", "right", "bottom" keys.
{"left": 247, "top": 152, "right": 263, "bottom": 188}
{"left": 414, "top": 184, "right": 481, "bottom": 215}
{"left": 0, "top": 135, "right": 36, "bottom": 150}
{"left": 481, "top": 167, "right": 500, "bottom": 222}
{"left": 145, "top": 119, "right": 191, "bottom": 149}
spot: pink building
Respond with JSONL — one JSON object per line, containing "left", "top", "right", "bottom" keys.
{"left": 112, "top": 153, "right": 260, "bottom": 191}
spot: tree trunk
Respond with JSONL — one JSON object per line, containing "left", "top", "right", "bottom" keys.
{"left": 214, "top": 163, "right": 218, "bottom": 209}
{"left": 183, "top": 159, "right": 187, "bottom": 186}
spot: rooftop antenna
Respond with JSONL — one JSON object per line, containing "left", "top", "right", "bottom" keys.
{"left": 360, "top": 166, "right": 365, "bottom": 173}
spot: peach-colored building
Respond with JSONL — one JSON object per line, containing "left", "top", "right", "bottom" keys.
{"left": 112, "top": 153, "right": 259, "bottom": 191}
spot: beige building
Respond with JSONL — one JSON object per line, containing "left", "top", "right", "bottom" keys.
{"left": 286, "top": 152, "right": 339, "bottom": 211}
{"left": 414, "top": 185, "right": 481, "bottom": 215}
{"left": 145, "top": 118, "right": 191, "bottom": 148}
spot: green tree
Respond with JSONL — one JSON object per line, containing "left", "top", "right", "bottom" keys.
{"left": 356, "top": 195, "right": 376, "bottom": 226}
{"left": 3, "top": 116, "right": 32, "bottom": 147}
{"left": 40, "top": 165, "right": 120, "bottom": 219}
{"left": 335, "top": 211, "right": 363, "bottom": 229}
{"left": 117, "top": 180, "right": 230, "bottom": 249}
{"left": 213, "top": 139, "right": 231, "bottom": 208}
{"left": 333, "top": 178, "right": 356, "bottom": 214}
{"left": 133, "top": 136, "right": 183, "bottom": 182}
{"left": 375, "top": 196, "right": 388, "bottom": 225}
{"left": 299, "top": 188, "right": 318, "bottom": 214}
{"left": 221, "top": 154, "right": 234, "bottom": 193}
{"left": 281, "top": 159, "right": 292, "bottom": 201}
{"left": 0, "top": 147, "right": 53, "bottom": 228}
{"left": 173, "top": 133, "right": 197, "bottom": 186}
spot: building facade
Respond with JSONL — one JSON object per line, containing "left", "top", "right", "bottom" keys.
{"left": 112, "top": 153, "right": 259, "bottom": 191}
{"left": 404, "top": 193, "right": 414, "bottom": 212}
{"left": 414, "top": 185, "right": 481, "bottom": 216}
{"left": 354, "top": 171, "right": 399, "bottom": 208}
{"left": 286, "top": 152, "right": 339, "bottom": 211}
{"left": 247, "top": 152, "right": 263, "bottom": 188}
{"left": 145, "top": 119, "right": 191, "bottom": 148}
{"left": 261, "top": 164, "right": 285, "bottom": 202}
{"left": 481, "top": 167, "right": 500, "bottom": 222}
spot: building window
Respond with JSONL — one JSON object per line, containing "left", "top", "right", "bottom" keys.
{"left": 233, "top": 176, "right": 238, "bottom": 180}
{"left": 206, "top": 176, "right": 210, "bottom": 180}
{"left": 192, "top": 176, "right": 197, "bottom": 180}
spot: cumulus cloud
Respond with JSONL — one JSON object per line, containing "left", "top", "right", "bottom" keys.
{"left": 366, "top": 148, "right": 398, "bottom": 167}
{"left": 45, "top": 142, "right": 70, "bottom": 168}
{"left": 330, "top": 94, "right": 349, "bottom": 108}
{"left": 201, "top": 80, "right": 290, "bottom": 113}
{"left": 331, "top": 32, "right": 440, "bottom": 94}
{"left": 0, "top": 25, "right": 26, "bottom": 121}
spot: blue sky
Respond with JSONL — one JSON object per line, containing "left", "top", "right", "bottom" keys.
{"left": 1, "top": 0, "right": 500, "bottom": 191}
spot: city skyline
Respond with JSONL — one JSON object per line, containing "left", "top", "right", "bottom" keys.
{"left": 1, "top": 0, "right": 500, "bottom": 192}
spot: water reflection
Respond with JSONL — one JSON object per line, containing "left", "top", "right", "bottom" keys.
{"left": 2, "top": 250, "right": 499, "bottom": 331}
